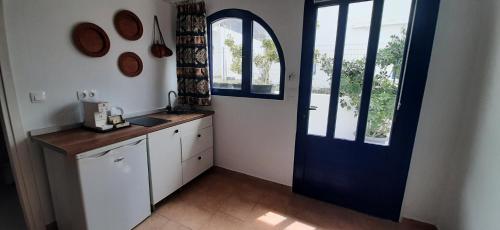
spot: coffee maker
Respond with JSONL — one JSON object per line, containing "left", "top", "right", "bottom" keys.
{"left": 83, "top": 101, "right": 130, "bottom": 132}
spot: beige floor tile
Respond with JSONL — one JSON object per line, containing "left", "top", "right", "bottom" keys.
{"left": 219, "top": 193, "right": 257, "bottom": 221}
{"left": 134, "top": 214, "right": 169, "bottom": 230}
{"left": 161, "top": 219, "right": 191, "bottom": 230}
{"left": 232, "top": 179, "right": 267, "bottom": 203}
{"left": 151, "top": 168, "right": 433, "bottom": 230}
{"left": 178, "top": 186, "right": 224, "bottom": 212}
{"left": 179, "top": 176, "right": 236, "bottom": 212}
{"left": 258, "top": 186, "right": 294, "bottom": 215}
{"left": 204, "top": 212, "right": 245, "bottom": 230}
{"left": 241, "top": 204, "right": 298, "bottom": 230}
{"left": 135, "top": 214, "right": 192, "bottom": 230}
{"left": 156, "top": 199, "right": 213, "bottom": 230}
{"left": 279, "top": 217, "right": 319, "bottom": 230}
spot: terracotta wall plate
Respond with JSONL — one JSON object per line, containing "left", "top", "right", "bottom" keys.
{"left": 114, "top": 10, "right": 143, "bottom": 41}
{"left": 72, "top": 22, "right": 110, "bottom": 57}
{"left": 118, "top": 52, "right": 143, "bottom": 77}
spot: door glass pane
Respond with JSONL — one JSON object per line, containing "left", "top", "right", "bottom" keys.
{"left": 252, "top": 21, "right": 281, "bottom": 95}
{"left": 307, "top": 6, "right": 339, "bottom": 136}
{"left": 211, "top": 18, "right": 243, "bottom": 90}
{"left": 333, "top": 1, "right": 373, "bottom": 140}
{"left": 365, "top": 0, "right": 412, "bottom": 145}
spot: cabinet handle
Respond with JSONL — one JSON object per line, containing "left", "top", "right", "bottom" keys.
{"left": 198, "top": 156, "right": 202, "bottom": 160}
{"left": 197, "top": 134, "right": 201, "bottom": 138}
{"left": 174, "top": 129, "right": 179, "bottom": 134}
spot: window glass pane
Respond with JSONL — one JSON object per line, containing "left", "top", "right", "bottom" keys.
{"left": 211, "top": 18, "right": 243, "bottom": 90}
{"left": 307, "top": 6, "right": 339, "bottom": 136}
{"left": 365, "top": 0, "right": 412, "bottom": 145}
{"left": 333, "top": 1, "right": 373, "bottom": 141}
{"left": 251, "top": 22, "right": 281, "bottom": 95}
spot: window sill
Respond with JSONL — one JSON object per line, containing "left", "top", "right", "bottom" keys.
{"left": 211, "top": 89, "right": 284, "bottom": 100}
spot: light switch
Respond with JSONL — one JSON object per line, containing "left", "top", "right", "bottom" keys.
{"left": 30, "top": 91, "right": 46, "bottom": 103}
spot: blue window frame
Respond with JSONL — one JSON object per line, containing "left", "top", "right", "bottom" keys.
{"left": 207, "top": 9, "right": 286, "bottom": 100}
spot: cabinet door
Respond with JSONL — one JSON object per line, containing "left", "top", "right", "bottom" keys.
{"left": 148, "top": 126, "right": 182, "bottom": 204}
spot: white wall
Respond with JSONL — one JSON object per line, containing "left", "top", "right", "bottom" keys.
{"left": 207, "top": 0, "right": 303, "bottom": 186}
{"left": 2, "top": 0, "right": 177, "bottom": 225}
{"left": 401, "top": 0, "right": 482, "bottom": 224}
{"left": 4, "top": 0, "right": 177, "bottom": 131}
{"left": 435, "top": 0, "right": 500, "bottom": 229}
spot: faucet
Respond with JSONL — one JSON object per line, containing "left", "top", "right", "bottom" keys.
{"left": 167, "top": 91, "right": 177, "bottom": 112}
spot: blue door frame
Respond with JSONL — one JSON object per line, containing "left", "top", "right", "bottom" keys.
{"left": 293, "top": 0, "right": 440, "bottom": 221}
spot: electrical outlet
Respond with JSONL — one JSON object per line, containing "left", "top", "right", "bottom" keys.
{"left": 77, "top": 90, "right": 88, "bottom": 101}
{"left": 89, "top": 89, "right": 98, "bottom": 99}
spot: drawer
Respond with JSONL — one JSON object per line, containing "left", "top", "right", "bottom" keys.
{"left": 182, "top": 148, "right": 213, "bottom": 185}
{"left": 181, "top": 126, "right": 213, "bottom": 161}
{"left": 179, "top": 116, "right": 212, "bottom": 133}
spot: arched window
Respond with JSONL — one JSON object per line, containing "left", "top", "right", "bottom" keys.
{"left": 207, "top": 9, "right": 285, "bottom": 100}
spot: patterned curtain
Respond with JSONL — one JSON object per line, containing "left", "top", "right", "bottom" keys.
{"left": 176, "top": 1, "right": 211, "bottom": 106}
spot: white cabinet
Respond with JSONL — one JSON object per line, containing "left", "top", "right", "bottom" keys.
{"left": 147, "top": 115, "right": 213, "bottom": 204}
{"left": 148, "top": 126, "right": 182, "bottom": 204}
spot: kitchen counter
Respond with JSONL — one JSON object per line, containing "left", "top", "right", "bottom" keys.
{"left": 32, "top": 111, "right": 214, "bottom": 156}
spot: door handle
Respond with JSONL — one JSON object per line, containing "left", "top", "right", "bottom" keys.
{"left": 83, "top": 139, "right": 145, "bottom": 159}
{"left": 114, "top": 157, "right": 125, "bottom": 163}
{"left": 309, "top": 106, "right": 318, "bottom": 111}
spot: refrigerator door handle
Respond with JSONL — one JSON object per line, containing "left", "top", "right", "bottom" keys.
{"left": 82, "top": 139, "right": 146, "bottom": 159}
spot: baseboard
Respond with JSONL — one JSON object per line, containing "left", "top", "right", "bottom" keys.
{"left": 401, "top": 218, "right": 438, "bottom": 230}
{"left": 212, "top": 166, "right": 291, "bottom": 190}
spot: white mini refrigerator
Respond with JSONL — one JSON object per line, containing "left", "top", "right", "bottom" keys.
{"left": 44, "top": 136, "right": 151, "bottom": 230}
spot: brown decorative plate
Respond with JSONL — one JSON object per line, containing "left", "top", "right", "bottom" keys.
{"left": 114, "top": 10, "right": 143, "bottom": 41}
{"left": 72, "top": 22, "right": 110, "bottom": 57}
{"left": 118, "top": 52, "right": 143, "bottom": 77}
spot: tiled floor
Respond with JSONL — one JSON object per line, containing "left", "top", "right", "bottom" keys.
{"left": 135, "top": 167, "right": 431, "bottom": 230}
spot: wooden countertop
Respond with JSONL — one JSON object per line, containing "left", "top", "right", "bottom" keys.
{"left": 32, "top": 111, "right": 214, "bottom": 156}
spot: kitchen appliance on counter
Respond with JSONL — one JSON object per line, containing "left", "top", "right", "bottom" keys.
{"left": 83, "top": 101, "right": 130, "bottom": 132}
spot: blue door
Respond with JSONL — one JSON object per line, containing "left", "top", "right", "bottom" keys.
{"left": 293, "top": 0, "right": 440, "bottom": 220}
